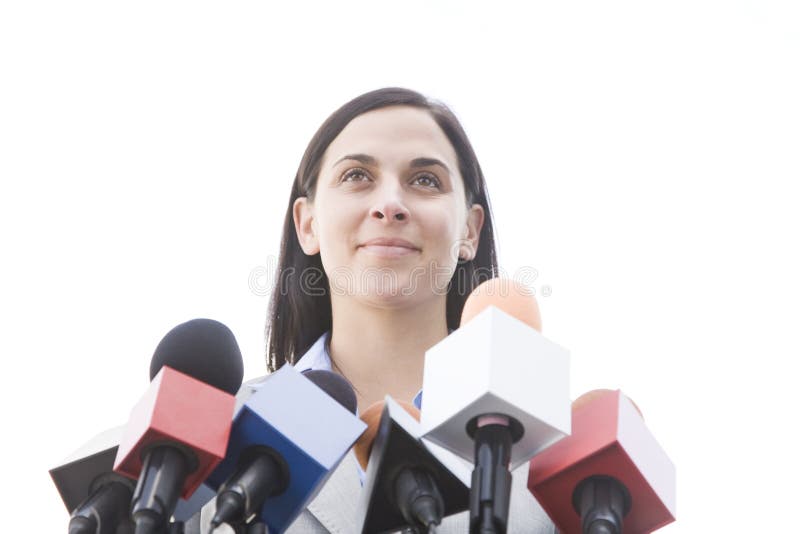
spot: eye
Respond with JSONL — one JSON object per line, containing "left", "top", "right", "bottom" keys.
{"left": 341, "top": 168, "right": 371, "bottom": 183}
{"left": 412, "top": 172, "right": 441, "bottom": 189}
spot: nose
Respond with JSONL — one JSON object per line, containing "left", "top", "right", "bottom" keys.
{"left": 369, "top": 185, "right": 410, "bottom": 222}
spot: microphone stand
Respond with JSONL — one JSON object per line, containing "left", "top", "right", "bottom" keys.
{"left": 229, "top": 519, "right": 269, "bottom": 534}
{"left": 246, "top": 522, "right": 268, "bottom": 534}
{"left": 400, "top": 526, "right": 438, "bottom": 534}
{"left": 467, "top": 415, "right": 523, "bottom": 534}
{"left": 572, "top": 476, "right": 631, "bottom": 534}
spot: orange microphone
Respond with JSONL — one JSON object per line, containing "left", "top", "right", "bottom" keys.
{"left": 460, "top": 278, "right": 543, "bottom": 332}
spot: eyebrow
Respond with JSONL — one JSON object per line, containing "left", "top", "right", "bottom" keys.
{"left": 333, "top": 154, "right": 451, "bottom": 174}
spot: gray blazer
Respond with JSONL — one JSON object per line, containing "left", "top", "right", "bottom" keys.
{"left": 189, "top": 447, "right": 555, "bottom": 533}
{"left": 185, "top": 363, "right": 556, "bottom": 533}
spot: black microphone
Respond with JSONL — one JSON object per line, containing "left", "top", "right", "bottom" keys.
{"left": 301, "top": 369, "right": 358, "bottom": 413}
{"left": 68, "top": 477, "right": 136, "bottom": 534}
{"left": 50, "top": 426, "right": 135, "bottom": 534}
{"left": 353, "top": 397, "right": 471, "bottom": 534}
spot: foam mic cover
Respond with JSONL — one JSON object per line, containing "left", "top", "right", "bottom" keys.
{"left": 460, "top": 278, "right": 543, "bottom": 332}
{"left": 528, "top": 389, "right": 676, "bottom": 533}
{"left": 113, "top": 319, "right": 242, "bottom": 532}
{"left": 204, "top": 365, "right": 366, "bottom": 533}
{"left": 149, "top": 318, "right": 243, "bottom": 394}
{"left": 353, "top": 399, "right": 421, "bottom": 472}
{"left": 421, "top": 278, "right": 571, "bottom": 468}
{"left": 50, "top": 427, "right": 135, "bottom": 534}
{"left": 301, "top": 369, "right": 358, "bottom": 414}
{"left": 355, "top": 397, "right": 471, "bottom": 534}
{"left": 352, "top": 400, "right": 386, "bottom": 471}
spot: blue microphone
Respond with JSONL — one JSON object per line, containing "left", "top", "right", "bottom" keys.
{"left": 205, "top": 366, "right": 366, "bottom": 532}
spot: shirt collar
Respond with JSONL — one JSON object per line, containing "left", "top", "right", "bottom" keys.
{"left": 295, "top": 330, "right": 451, "bottom": 410}
{"left": 293, "top": 330, "right": 333, "bottom": 374}
{"left": 293, "top": 330, "right": 447, "bottom": 485}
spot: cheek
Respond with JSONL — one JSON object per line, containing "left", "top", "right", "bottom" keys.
{"left": 418, "top": 203, "right": 464, "bottom": 261}
{"left": 315, "top": 203, "right": 361, "bottom": 263}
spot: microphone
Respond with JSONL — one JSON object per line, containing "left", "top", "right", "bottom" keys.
{"left": 204, "top": 366, "right": 366, "bottom": 532}
{"left": 113, "top": 318, "right": 243, "bottom": 534}
{"left": 354, "top": 397, "right": 471, "bottom": 534}
{"left": 420, "top": 278, "right": 571, "bottom": 534}
{"left": 50, "top": 426, "right": 135, "bottom": 534}
{"left": 51, "top": 426, "right": 223, "bottom": 534}
{"left": 528, "top": 389, "right": 676, "bottom": 534}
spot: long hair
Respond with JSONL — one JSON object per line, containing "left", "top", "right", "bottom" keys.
{"left": 266, "top": 87, "right": 499, "bottom": 372}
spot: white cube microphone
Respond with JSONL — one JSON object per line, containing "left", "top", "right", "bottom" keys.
{"left": 421, "top": 305, "right": 571, "bottom": 468}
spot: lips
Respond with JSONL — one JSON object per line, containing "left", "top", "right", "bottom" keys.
{"left": 359, "top": 237, "right": 420, "bottom": 250}
{"left": 358, "top": 238, "right": 421, "bottom": 258}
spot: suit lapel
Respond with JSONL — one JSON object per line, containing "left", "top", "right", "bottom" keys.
{"left": 300, "top": 448, "right": 555, "bottom": 534}
{"left": 306, "top": 450, "right": 362, "bottom": 534}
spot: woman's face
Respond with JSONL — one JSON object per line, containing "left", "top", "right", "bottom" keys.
{"left": 293, "top": 105, "right": 484, "bottom": 307}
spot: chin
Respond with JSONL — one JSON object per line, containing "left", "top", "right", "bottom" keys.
{"left": 359, "top": 274, "right": 413, "bottom": 299}
{"left": 326, "top": 260, "right": 455, "bottom": 303}
{"left": 357, "top": 293, "right": 418, "bottom": 310}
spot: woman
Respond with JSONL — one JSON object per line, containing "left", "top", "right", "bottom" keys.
{"left": 196, "top": 88, "right": 555, "bottom": 533}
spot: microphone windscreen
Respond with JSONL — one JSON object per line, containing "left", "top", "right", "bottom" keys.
{"left": 150, "top": 318, "right": 244, "bottom": 394}
{"left": 460, "top": 278, "right": 542, "bottom": 331}
{"left": 301, "top": 369, "right": 358, "bottom": 414}
{"left": 353, "top": 400, "right": 420, "bottom": 470}
{"left": 573, "top": 389, "right": 644, "bottom": 419}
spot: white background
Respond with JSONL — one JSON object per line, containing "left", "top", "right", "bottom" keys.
{"left": 1, "top": 1, "right": 798, "bottom": 531}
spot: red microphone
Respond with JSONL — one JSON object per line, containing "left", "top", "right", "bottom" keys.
{"left": 113, "top": 318, "right": 243, "bottom": 534}
{"left": 528, "top": 389, "right": 676, "bottom": 533}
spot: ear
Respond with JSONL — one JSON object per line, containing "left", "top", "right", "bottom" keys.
{"left": 293, "top": 196, "right": 320, "bottom": 255}
{"left": 459, "top": 204, "right": 485, "bottom": 261}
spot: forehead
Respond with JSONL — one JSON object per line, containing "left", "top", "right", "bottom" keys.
{"left": 321, "top": 106, "right": 460, "bottom": 171}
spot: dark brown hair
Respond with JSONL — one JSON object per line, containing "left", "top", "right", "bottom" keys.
{"left": 266, "top": 87, "right": 499, "bottom": 372}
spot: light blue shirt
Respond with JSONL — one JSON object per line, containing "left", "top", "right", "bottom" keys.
{"left": 292, "top": 330, "right": 428, "bottom": 484}
{"left": 292, "top": 330, "right": 425, "bottom": 410}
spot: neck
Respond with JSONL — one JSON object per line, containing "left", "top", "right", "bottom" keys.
{"left": 328, "top": 295, "right": 450, "bottom": 411}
